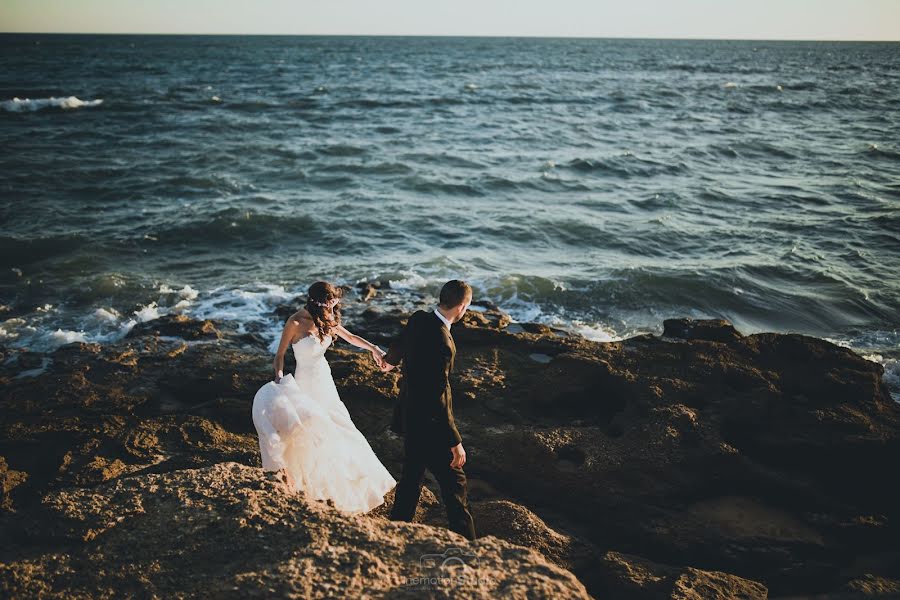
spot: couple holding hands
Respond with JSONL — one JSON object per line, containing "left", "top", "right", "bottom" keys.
{"left": 251, "top": 279, "right": 476, "bottom": 540}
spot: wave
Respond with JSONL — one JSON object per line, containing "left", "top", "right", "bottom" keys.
{"left": 0, "top": 234, "right": 89, "bottom": 268}
{"left": 142, "top": 209, "right": 319, "bottom": 246}
{"left": 704, "top": 141, "right": 800, "bottom": 161}
{"left": 315, "top": 162, "right": 413, "bottom": 176}
{"left": 317, "top": 144, "right": 368, "bottom": 158}
{"left": 332, "top": 97, "right": 465, "bottom": 110}
{"left": 397, "top": 152, "right": 488, "bottom": 170}
{"left": 218, "top": 98, "right": 320, "bottom": 113}
{"left": 396, "top": 175, "right": 484, "bottom": 197}
{"left": 564, "top": 153, "right": 688, "bottom": 179}
{"left": 1, "top": 96, "right": 103, "bottom": 112}
{"left": 862, "top": 144, "right": 900, "bottom": 163}
{"left": 0, "top": 283, "right": 203, "bottom": 353}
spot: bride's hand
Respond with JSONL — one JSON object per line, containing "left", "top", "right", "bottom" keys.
{"left": 274, "top": 369, "right": 283, "bottom": 383}
{"left": 371, "top": 348, "right": 385, "bottom": 369}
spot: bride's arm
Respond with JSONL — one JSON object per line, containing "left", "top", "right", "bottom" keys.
{"left": 273, "top": 318, "right": 301, "bottom": 381}
{"left": 333, "top": 324, "right": 383, "bottom": 353}
{"left": 333, "top": 325, "right": 386, "bottom": 364}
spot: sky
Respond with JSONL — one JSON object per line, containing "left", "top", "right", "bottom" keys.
{"left": 2, "top": 0, "right": 899, "bottom": 40}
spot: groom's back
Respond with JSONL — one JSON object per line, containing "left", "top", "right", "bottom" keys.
{"left": 401, "top": 310, "right": 449, "bottom": 385}
{"left": 385, "top": 309, "right": 456, "bottom": 431}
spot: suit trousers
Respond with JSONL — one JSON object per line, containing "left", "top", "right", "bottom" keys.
{"left": 389, "top": 434, "right": 476, "bottom": 540}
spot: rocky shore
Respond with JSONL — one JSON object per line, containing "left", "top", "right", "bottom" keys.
{"left": 1, "top": 285, "right": 899, "bottom": 599}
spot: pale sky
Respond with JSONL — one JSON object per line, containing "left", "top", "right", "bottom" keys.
{"left": 2, "top": 0, "right": 899, "bottom": 40}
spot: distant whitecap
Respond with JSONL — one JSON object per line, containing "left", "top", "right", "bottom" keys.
{"left": 1, "top": 96, "right": 104, "bottom": 112}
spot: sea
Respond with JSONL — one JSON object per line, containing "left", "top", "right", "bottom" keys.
{"left": 1, "top": 34, "right": 898, "bottom": 397}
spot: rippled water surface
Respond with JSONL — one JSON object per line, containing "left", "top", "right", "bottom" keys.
{"left": 1, "top": 34, "right": 898, "bottom": 392}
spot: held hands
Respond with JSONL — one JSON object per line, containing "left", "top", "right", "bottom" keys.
{"left": 371, "top": 346, "right": 388, "bottom": 370}
{"left": 373, "top": 346, "right": 396, "bottom": 372}
{"left": 450, "top": 443, "right": 466, "bottom": 468}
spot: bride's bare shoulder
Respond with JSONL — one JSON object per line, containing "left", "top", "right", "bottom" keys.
{"left": 289, "top": 308, "right": 313, "bottom": 326}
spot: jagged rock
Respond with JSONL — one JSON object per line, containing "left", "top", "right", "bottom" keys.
{"left": 600, "top": 551, "right": 768, "bottom": 599}
{"left": 462, "top": 499, "right": 606, "bottom": 591}
{"left": 662, "top": 318, "right": 742, "bottom": 343}
{"left": 0, "top": 462, "right": 590, "bottom": 599}
{"left": 0, "top": 457, "right": 27, "bottom": 512}
{"left": 841, "top": 574, "right": 900, "bottom": 597}
{"left": 356, "top": 280, "right": 392, "bottom": 302}
{"left": 127, "top": 313, "right": 223, "bottom": 340}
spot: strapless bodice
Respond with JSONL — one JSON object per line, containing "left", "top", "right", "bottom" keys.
{"left": 292, "top": 333, "right": 333, "bottom": 376}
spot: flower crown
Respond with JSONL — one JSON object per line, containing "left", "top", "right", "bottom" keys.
{"left": 310, "top": 298, "right": 331, "bottom": 307}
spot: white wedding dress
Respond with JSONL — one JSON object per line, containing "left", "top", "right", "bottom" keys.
{"left": 251, "top": 332, "right": 396, "bottom": 513}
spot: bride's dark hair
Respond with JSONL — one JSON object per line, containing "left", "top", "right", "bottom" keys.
{"left": 304, "top": 281, "right": 342, "bottom": 342}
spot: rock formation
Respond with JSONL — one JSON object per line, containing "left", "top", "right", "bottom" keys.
{"left": 2, "top": 291, "right": 899, "bottom": 598}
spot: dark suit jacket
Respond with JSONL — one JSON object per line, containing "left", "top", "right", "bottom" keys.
{"left": 383, "top": 309, "right": 462, "bottom": 448}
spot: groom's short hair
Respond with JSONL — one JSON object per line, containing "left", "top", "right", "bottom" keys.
{"left": 439, "top": 280, "right": 472, "bottom": 309}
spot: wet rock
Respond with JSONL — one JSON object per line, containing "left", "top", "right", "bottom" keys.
{"left": 127, "top": 314, "right": 223, "bottom": 340}
{"left": 271, "top": 296, "right": 306, "bottom": 321}
{"left": 663, "top": 318, "right": 742, "bottom": 343}
{"left": 352, "top": 305, "right": 408, "bottom": 343}
{"left": 356, "top": 280, "right": 391, "bottom": 302}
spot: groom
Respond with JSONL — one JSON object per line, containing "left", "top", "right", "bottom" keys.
{"left": 381, "top": 280, "right": 477, "bottom": 540}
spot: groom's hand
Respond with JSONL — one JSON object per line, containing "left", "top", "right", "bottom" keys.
{"left": 450, "top": 443, "right": 466, "bottom": 468}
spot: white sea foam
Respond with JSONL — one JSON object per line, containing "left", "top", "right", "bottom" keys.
{"left": 190, "top": 284, "right": 296, "bottom": 351}
{"left": 0, "top": 318, "right": 33, "bottom": 341}
{"left": 159, "top": 284, "right": 199, "bottom": 301}
{"left": 1, "top": 96, "right": 104, "bottom": 112}
{"left": 50, "top": 329, "right": 88, "bottom": 345}
{"left": 94, "top": 307, "right": 121, "bottom": 322}
{"left": 387, "top": 272, "right": 431, "bottom": 291}
{"left": 191, "top": 284, "right": 292, "bottom": 324}
{"left": 134, "top": 302, "right": 161, "bottom": 323}
{"left": 570, "top": 321, "right": 625, "bottom": 343}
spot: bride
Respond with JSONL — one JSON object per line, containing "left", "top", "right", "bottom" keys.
{"left": 251, "top": 281, "right": 396, "bottom": 513}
